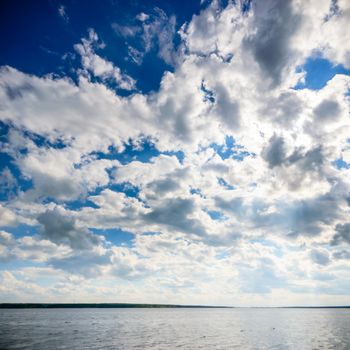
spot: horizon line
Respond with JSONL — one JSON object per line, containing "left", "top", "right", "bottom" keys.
{"left": 1, "top": 303, "right": 349, "bottom": 309}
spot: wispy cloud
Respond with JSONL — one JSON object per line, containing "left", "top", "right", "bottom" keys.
{"left": 58, "top": 5, "right": 69, "bottom": 23}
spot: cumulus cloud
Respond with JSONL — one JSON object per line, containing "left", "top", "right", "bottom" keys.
{"left": 37, "top": 209, "right": 104, "bottom": 250}
{"left": 243, "top": 0, "right": 302, "bottom": 87}
{"left": 333, "top": 250, "right": 350, "bottom": 260}
{"left": 331, "top": 223, "right": 350, "bottom": 245}
{"left": 262, "top": 134, "right": 286, "bottom": 168}
{"left": 143, "top": 197, "right": 207, "bottom": 237}
{"left": 0, "top": 204, "right": 17, "bottom": 226}
{"left": 16, "top": 147, "right": 117, "bottom": 201}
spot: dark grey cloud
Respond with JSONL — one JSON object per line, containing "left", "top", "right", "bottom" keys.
{"left": 38, "top": 209, "right": 103, "bottom": 250}
{"left": 214, "top": 196, "right": 245, "bottom": 217}
{"left": 324, "top": 0, "right": 341, "bottom": 22}
{"left": 282, "top": 194, "right": 339, "bottom": 237}
{"left": 5, "top": 82, "right": 34, "bottom": 100}
{"left": 0, "top": 167, "right": 18, "bottom": 200}
{"left": 249, "top": 194, "right": 338, "bottom": 238}
{"left": 146, "top": 178, "right": 180, "bottom": 195}
{"left": 214, "top": 83, "right": 240, "bottom": 130}
{"left": 283, "top": 146, "right": 325, "bottom": 191}
{"left": 157, "top": 94, "right": 193, "bottom": 143}
{"left": 49, "top": 250, "right": 111, "bottom": 277}
{"left": 295, "top": 146, "right": 324, "bottom": 173}
{"left": 259, "top": 92, "right": 303, "bottom": 127}
{"left": 143, "top": 197, "right": 207, "bottom": 237}
{"left": 110, "top": 257, "right": 156, "bottom": 280}
{"left": 333, "top": 250, "right": 350, "bottom": 260}
{"left": 31, "top": 176, "right": 83, "bottom": 202}
{"left": 215, "top": 189, "right": 341, "bottom": 239}
{"left": 244, "top": 0, "right": 301, "bottom": 87}
{"left": 310, "top": 249, "right": 330, "bottom": 266}
{"left": 261, "top": 134, "right": 286, "bottom": 168}
{"left": 144, "top": 168, "right": 189, "bottom": 200}
{"left": 262, "top": 134, "right": 325, "bottom": 188}
{"left": 202, "top": 162, "right": 229, "bottom": 174}
{"left": 331, "top": 223, "right": 350, "bottom": 245}
{"left": 202, "top": 231, "right": 242, "bottom": 247}
{"left": 313, "top": 99, "right": 341, "bottom": 121}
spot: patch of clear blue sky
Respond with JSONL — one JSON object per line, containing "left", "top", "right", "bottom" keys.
{"left": 91, "top": 228, "right": 135, "bottom": 247}
{"left": 201, "top": 80, "right": 216, "bottom": 103}
{"left": 0, "top": 224, "right": 38, "bottom": 239}
{"left": 109, "top": 183, "right": 140, "bottom": 198}
{"left": 218, "top": 178, "right": 235, "bottom": 190}
{"left": 333, "top": 158, "right": 350, "bottom": 170}
{"left": 206, "top": 210, "right": 225, "bottom": 221}
{"left": 94, "top": 139, "right": 184, "bottom": 165}
{"left": 210, "top": 136, "right": 255, "bottom": 161}
{"left": 295, "top": 57, "right": 350, "bottom": 90}
{"left": 189, "top": 188, "right": 204, "bottom": 197}
{"left": 0, "top": 260, "right": 46, "bottom": 272}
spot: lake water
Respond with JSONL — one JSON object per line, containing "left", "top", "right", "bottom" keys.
{"left": 0, "top": 308, "right": 349, "bottom": 349}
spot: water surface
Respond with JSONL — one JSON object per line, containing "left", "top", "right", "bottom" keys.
{"left": 0, "top": 308, "right": 349, "bottom": 349}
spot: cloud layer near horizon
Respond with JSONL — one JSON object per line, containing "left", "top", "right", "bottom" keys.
{"left": 1, "top": 0, "right": 350, "bottom": 306}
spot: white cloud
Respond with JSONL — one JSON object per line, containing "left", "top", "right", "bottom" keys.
{"left": 113, "top": 8, "right": 179, "bottom": 66}
{"left": 58, "top": 5, "right": 69, "bottom": 23}
{"left": 74, "top": 29, "right": 136, "bottom": 90}
{"left": 0, "top": 204, "right": 18, "bottom": 226}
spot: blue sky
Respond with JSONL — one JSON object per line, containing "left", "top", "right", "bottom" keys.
{"left": 1, "top": 0, "right": 350, "bottom": 306}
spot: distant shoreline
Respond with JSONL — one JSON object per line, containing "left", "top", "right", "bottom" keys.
{"left": 0, "top": 303, "right": 349, "bottom": 309}
{"left": 0, "top": 303, "right": 232, "bottom": 309}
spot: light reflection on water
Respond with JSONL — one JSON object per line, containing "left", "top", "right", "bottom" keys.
{"left": 0, "top": 308, "right": 349, "bottom": 349}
